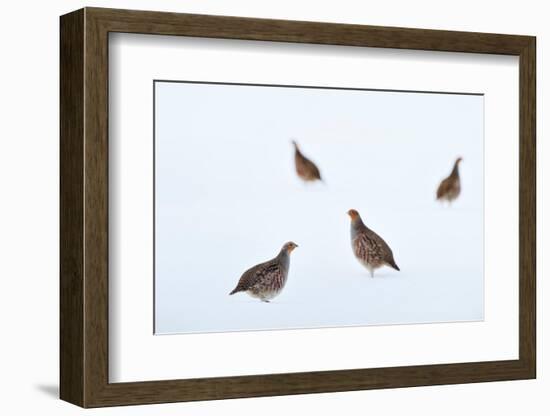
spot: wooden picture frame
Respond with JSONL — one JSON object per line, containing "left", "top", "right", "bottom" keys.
{"left": 60, "top": 7, "right": 536, "bottom": 408}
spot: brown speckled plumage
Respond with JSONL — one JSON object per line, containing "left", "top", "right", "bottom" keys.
{"left": 292, "top": 140, "right": 323, "bottom": 182}
{"left": 229, "top": 242, "right": 298, "bottom": 302}
{"left": 348, "top": 209, "right": 399, "bottom": 277}
{"left": 436, "top": 157, "right": 462, "bottom": 203}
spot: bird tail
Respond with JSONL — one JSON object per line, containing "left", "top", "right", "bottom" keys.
{"left": 387, "top": 259, "right": 400, "bottom": 271}
{"left": 229, "top": 287, "right": 240, "bottom": 295}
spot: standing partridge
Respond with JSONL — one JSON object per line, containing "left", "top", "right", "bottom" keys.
{"left": 292, "top": 140, "right": 323, "bottom": 183}
{"left": 436, "top": 157, "right": 463, "bottom": 203}
{"left": 229, "top": 242, "right": 298, "bottom": 302}
{"left": 347, "top": 209, "right": 400, "bottom": 277}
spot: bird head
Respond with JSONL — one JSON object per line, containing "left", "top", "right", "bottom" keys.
{"left": 347, "top": 209, "right": 361, "bottom": 222}
{"left": 282, "top": 241, "right": 299, "bottom": 253}
{"left": 456, "top": 156, "right": 463, "bottom": 164}
{"left": 291, "top": 139, "right": 298, "bottom": 148}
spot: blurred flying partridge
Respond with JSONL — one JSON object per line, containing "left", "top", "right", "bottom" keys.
{"left": 292, "top": 140, "right": 323, "bottom": 183}
{"left": 229, "top": 242, "right": 298, "bottom": 302}
{"left": 436, "top": 157, "right": 463, "bottom": 203}
{"left": 347, "top": 209, "right": 400, "bottom": 278}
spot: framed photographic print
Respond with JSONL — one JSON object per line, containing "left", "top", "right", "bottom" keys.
{"left": 60, "top": 7, "right": 536, "bottom": 408}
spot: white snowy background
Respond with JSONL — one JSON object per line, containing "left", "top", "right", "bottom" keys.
{"left": 154, "top": 81, "right": 484, "bottom": 334}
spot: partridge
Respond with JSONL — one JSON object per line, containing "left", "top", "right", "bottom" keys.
{"left": 292, "top": 140, "right": 323, "bottom": 183}
{"left": 436, "top": 157, "right": 463, "bottom": 203}
{"left": 229, "top": 242, "right": 298, "bottom": 302}
{"left": 348, "top": 209, "right": 400, "bottom": 277}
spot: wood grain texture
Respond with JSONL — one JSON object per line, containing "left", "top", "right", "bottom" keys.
{"left": 83, "top": 10, "right": 110, "bottom": 406}
{"left": 518, "top": 39, "right": 536, "bottom": 375}
{"left": 59, "top": 7, "right": 537, "bottom": 408}
{"left": 88, "top": 7, "right": 532, "bottom": 54}
{"left": 59, "top": 8, "right": 84, "bottom": 407}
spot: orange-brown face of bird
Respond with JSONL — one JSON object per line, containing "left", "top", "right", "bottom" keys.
{"left": 283, "top": 241, "right": 299, "bottom": 253}
{"left": 347, "top": 209, "right": 360, "bottom": 221}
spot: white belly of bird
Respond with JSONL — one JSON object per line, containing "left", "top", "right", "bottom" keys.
{"left": 248, "top": 288, "right": 280, "bottom": 301}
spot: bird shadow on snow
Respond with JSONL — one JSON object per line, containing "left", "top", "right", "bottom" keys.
{"left": 231, "top": 298, "right": 293, "bottom": 305}
{"left": 370, "top": 273, "right": 403, "bottom": 279}
{"left": 351, "top": 270, "right": 403, "bottom": 279}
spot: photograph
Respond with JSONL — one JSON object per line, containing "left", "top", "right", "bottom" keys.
{"left": 153, "top": 80, "right": 484, "bottom": 335}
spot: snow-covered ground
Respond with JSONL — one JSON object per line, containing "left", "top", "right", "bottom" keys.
{"left": 154, "top": 81, "right": 484, "bottom": 334}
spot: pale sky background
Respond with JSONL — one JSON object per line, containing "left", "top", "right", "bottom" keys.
{"left": 154, "top": 80, "right": 484, "bottom": 335}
